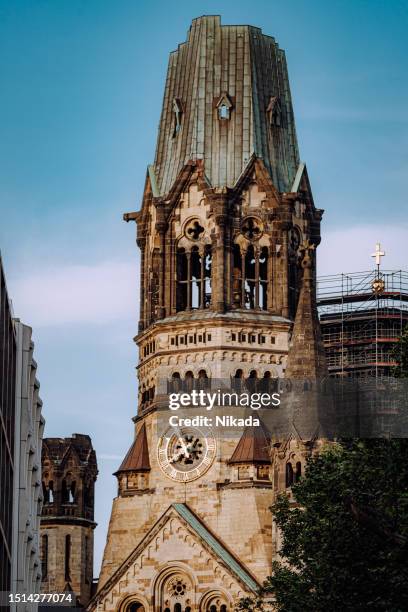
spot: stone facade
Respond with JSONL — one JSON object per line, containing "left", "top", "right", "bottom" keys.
{"left": 93, "top": 16, "right": 326, "bottom": 612}
{"left": 40, "top": 434, "right": 98, "bottom": 608}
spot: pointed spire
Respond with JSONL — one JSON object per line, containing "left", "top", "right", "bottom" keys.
{"left": 228, "top": 422, "right": 271, "bottom": 464}
{"left": 285, "top": 243, "right": 328, "bottom": 379}
{"left": 115, "top": 423, "right": 150, "bottom": 474}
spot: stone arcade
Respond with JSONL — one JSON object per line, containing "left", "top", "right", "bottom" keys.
{"left": 90, "top": 16, "right": 327, "bottom": 612}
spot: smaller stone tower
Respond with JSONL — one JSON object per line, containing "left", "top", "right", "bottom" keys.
{"left": 40, "top": 434, "right": 98, "bottom": 608}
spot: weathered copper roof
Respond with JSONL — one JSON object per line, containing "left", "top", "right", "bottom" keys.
{"left": 153, "top": 15, "right": 299, "bottom": 196}
{"left": 115, "top": 423, "right": 150, "bottom": 474}
{"left": 228, "top": 422, "right": 271, "bottom": 464}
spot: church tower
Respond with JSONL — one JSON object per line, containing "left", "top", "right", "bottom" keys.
{"left": 40, "top": 434, "right": 98, "bottom": 608}
{"left": 92, "top": 16, "right": 323, "bottom": 612}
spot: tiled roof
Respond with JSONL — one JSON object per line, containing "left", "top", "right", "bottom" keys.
{"left": 228, "top": 422, "right": 271, "bottom": 464}
{"left": 115, "top": 423, "right": 150, "bottom": 474}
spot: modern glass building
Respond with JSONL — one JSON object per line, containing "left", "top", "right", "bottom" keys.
{"left": 0, "top": 255, "right": 17, "bottom": 607}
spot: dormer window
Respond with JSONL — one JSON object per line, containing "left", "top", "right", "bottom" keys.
{"left": 219, "top": 104, "right": 229, "bottom": 120}
{"left": 266, "top": 96, "right": 282, "bottom": 126}
{"left": 216, "top": 92, "right": 233, "bottom": 121}
{"left": 172, "top": 98, "right": 183, "bottom": 137}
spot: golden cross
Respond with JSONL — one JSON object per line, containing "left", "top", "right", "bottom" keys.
{"left": 371, "top": 243, "right": 385, "bottom": 267}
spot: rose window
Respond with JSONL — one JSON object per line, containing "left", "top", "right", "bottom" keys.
{"left": 167, "top": 576, "right": 188, "bottom": 598}
{"left": 185, "top": 219, "right": 204, "bottom": 241}
{"left": 241, "top": 217, "right": 262, "bottom": 240}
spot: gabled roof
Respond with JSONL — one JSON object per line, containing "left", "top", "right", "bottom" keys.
{"left": 173, "top": 503, "right": 259, "bottom": 592}
{"left": 228, "top": 422, "right": 271, "bottom": 464}
{"left": 89, "top": 502, "right": 260, "bottom": 608}
{"left": 216, "top": 91, "right": 233, "bottom": 109}
{"left": 115, "top": 423, "right": 150, "bottom": 474}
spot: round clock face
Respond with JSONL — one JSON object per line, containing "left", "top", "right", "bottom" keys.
{"left": 157, "top": 426, "right": 216, "bottom": 482}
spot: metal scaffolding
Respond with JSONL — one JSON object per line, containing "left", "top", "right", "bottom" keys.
{"left": 317, "top": 270, "right": 408, "bottom": 377}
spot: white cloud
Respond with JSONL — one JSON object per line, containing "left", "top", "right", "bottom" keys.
{"left": 318, "top": 224, "right": 408, "bottom": 276}
{"left": 8, "top": 260, "right": 140, "bottom": 327}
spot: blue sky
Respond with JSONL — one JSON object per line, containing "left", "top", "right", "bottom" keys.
{"left": 1, "top": 0, "right": 407, "bottom": 574}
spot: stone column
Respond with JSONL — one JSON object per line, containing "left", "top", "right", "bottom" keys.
{"left": 210, "top": 189, "right": 229, "bottom": 313}
{"left": 136, "top": 235, "right": 147, "bottom": 332}
{"left": 155, "top": 220, "right": 167, "bottom": 320}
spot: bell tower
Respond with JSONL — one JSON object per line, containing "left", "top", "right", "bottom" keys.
{"left": 40, "top": 434, "right": 98, "bottom": 608}
{"left": 94, "top": 16, "right": 324, "bottom": 612}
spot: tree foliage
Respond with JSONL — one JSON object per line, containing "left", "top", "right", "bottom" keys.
{"left": 238, "top": 440, "right": 408, "bottom": 612}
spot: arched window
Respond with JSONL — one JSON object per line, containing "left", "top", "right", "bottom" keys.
{"left": 205, "top": 599, "right": 229, "bottom": 612}
{"left": 174, "top": 605, "right": 182, "bottom": 612}
{"left": 127, "top": 603, "right": 144, "bottom": 612}
{"left": 48, "top": 481, "right": 54, "bottom": 503}
{"left": 176, "top": 246, "right": 211, "bottom": 312}
{"left": 68, "top": 481, "right": 76, "bottom": 504}
{"left": 285, "top": 462, "right": 294, "bottom": 488}
{"left": 170, "top": 372, "right": 181, "bottom": 393}
{"left": 198, "top": 369, "right": 209, "bottom": 389}
{"left": 233, "top": 244, "right": 269, "bottom": 310}
{"left": 245, "top": 245, "right": 256, "bottom": 309}
{"left": 295, "top": 461, "right": 302, "bottom": 482}
{"left": 259, "top": 247, "right": 269, "bottom": 309}
{"left": 41, "top": 534, "right": 48, "bottom": 580}
{"left": 65, "top": 534, "right": 71, "bottom": 581}
{"left": 185, "top": 371, "right": 194, "bottom": 391}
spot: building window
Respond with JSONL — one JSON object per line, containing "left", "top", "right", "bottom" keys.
{"left": 43, "top": 480, "right": 54, "bottom": 503}
{"left": 41, "top": 534, "right": 48, "bottom": 580}
{"left": 127, "top": 603, "right": 145, "bottom": 612}
{"left": 172, "top": 98, "right": 183, "bottom": 137}
{"left": 257, "top": 465, "right": 269, "bottom": 480}
{"left": 216, "top": 92, "right": 233, "bottom": 121}
{"left": 233, "top": 244, "right": 269, "bottom": 310}
{"left": 170, "top": 372, "right": 181, "bottom": 393}
{"left": 62, "top": 480, "right": 76, "bottom": 504}
{"left": 285, "top": 462, "right": 294, "bottom": 488}
{"left": 266, "top": 96, "right": 282, "bottom": 127}
{"left": 176, "top": 245, "right": 212, "bottom": 312}
{"left": 65, "top": 534, "right": 71, "bottom": 581}
{"left": 295, "top": 461, "right": 302, "bottom": 482}
{"left": 218, "top": 104, "right": 229, "bottom": 120}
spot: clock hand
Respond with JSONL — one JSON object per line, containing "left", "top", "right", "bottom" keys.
{"left": 173, "top": 426, "right": 189, "bottom": 455}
